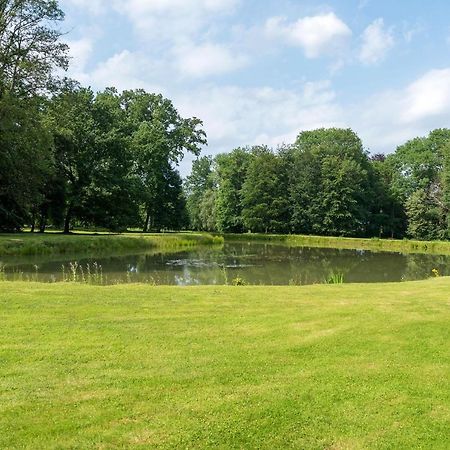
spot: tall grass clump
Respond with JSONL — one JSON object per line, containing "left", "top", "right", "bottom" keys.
{"left": 324, "top": 272, "right": 344, "bottom": 284}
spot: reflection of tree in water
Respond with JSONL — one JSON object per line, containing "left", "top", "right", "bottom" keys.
{"left": 402, "top": 254, "right": 450, "bottom": 281}
{"left": 6, "top": 241, "right": 450, "bottom": 285}
{"left": 222, "top": 243, "right": 412, "bottom": 285}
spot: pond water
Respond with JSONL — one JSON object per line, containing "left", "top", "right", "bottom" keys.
{"left": 2, "top": 241, "right": 450, "bottom": 285}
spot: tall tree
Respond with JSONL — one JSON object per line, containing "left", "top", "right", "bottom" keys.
{"left": 0, "top": 0, "right": 68, "bottom": 231}
{"left": 0, "top": 94, "right": 53, "bottom": 230}
{"left": 0, "top": 0, "right": 68, "bottom": 96}
{"left": 241, "top": 146, "right": 290, "bottom": 233}
{"left": 45, "top": 85, "right": 140, "bottom": 233}
{"left": 215, "top": 148, "right": 252, "bottom": 233}
{"left": 185, "top": 156, "right": 214, "bottom": 230}
{"left": 390, "top": 129, "right": 450, "bottom": 239}
{"left": 122, "top": 90, "right": 206, "bottom": 231}
{"left": 289, "top": 128, "right": 373, "bottom": 237}
{"left": 368, "top": 154, "right": 406, "bottom": 238}
{"left": 405, "top": 188, "right": 444, "bottom": 240}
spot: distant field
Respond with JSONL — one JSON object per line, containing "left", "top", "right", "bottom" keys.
{"left": 1, "top": 279, "right": 449, "bottom": 448}
{"left": 224, "top": 233, "right": 450, "bottom": 255}
{"left": 0, "top": 232, "right": 223, "bottom": 256}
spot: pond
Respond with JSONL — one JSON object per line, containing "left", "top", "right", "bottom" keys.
{"left": 1, "top": 240, "right": 449, "bottom": 285}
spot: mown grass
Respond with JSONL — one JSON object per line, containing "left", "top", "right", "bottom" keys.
{"left": 224, "top": 233, "right": 450, "bottom": 255}
{"left": 0, "top": 232, "right": 223, "bottom": 256}
{"left": 1, "top": 279, "right": 449, "bottom": 449}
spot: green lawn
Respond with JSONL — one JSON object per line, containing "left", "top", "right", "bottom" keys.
{"left": 1, "top": 279, "right": 449, "bottom": 449}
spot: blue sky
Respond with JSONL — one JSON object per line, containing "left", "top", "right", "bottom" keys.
{"left": 60, "top": 0, "right": 450, "bottom": 173}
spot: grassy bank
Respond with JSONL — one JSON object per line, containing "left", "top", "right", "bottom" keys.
{"left": 0, "top": 232, "right": 223, "bottom": 256}
{"left": 224, "top": 232, "right": 450, "bottom": 255}
{"left": 1, "top": 279, "right": 449, "bottom": 448}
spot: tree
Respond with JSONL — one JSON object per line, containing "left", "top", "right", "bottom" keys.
{"left": 405, "top": 189, "right": 444, "bottom": 240}
{"left": 122, "top": 90, "right": 206, "bottom": 231}
{"left": 289, "top": 128, "right": 373, "bottom": 236}
{"left": 198, "top": 189, "right": 217, "bottom": 232}
{"left": 241, "top": 146, "right": 290, "bottom": 233}
{"left": 368, "top": 155, "right": 406, "bottom": 238}
{"left": 0, "top": 94, "right": 53, "bottom": 230}
{"left": 215, "top": 148, "right": 252, "bottom": 233}
{"left": 0, "top": 0, "right": 68, "bottom": 96}
{"left": 390, "top": 129, "right": 450, "bottom": 238}
{"left": 185, "top": 156, "right": 215, "bottom": 230}
{"left": 0, "top": 0, "right": 68, "bottom": 231}
{"left": 45, "top": 85, "right": 140, "bottom": 233}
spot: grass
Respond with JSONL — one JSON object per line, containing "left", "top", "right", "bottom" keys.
{"left": 1, "top": 279, "right": 449, "bottom": 448}
{"left": 224, "top": 232, "right": 450, "bottom": 255}
{"left": 0, "top": 232, "right": 223, "bottom": 256}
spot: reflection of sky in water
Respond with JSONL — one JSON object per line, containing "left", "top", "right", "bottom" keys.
{"left": 2, "top": 242, "right": 450, "bottom": 285}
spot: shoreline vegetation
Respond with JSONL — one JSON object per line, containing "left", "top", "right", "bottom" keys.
{"left": 0, "top": 232, "right": 223, "bottom": 257}
{"left": 1, "top": 279, "right": 449, "bottom": 448}
{"left": 223, "top": 233, "right": 450, "bottom": 255}
{"left": 2, "top": 231, "right": 450, "bottom": 258}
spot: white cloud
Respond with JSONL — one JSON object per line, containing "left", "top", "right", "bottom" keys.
{"left": 359, "top": 18, "right": 394, "bottom": 65}
{"left": 353, "top": 68, "right": 450, "bottom": 152}
{"left": 66, "top": 38, "right": 93, "bottom": 74}
{"left": 72, "top": 50, "right": 164, "bottom": 94}
{"left": 118, "top": 0, "right": 239, "bottom": 41}
{"left": 265, "top": 13, "right": 352, "bottom": 59}
{"left": 174, "top": 42, "right": 247, "bottom": 78}
{"left": 176, "top": 81, "right": 343, "bottom": 152}
{"left": 401, "top": 68, "right": 450, "bottom": 123}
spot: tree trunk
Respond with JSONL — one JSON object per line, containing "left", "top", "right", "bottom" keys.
{"left": 39, "top": 213, "right": 47, "bottom": 233}
{"left": 30, "top": 213, "right": 35, "bottom": 232}
{"left": 64, "top": 206, "right": 72, "bottom": 234}
{"left": 143, "top": 209, "right": 151, "bottom": 233}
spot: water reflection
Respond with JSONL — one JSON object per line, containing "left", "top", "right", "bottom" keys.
{"left": 1, "top": 241, "right": 449, "bottom": 285}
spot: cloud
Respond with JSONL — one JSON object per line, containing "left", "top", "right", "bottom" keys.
{"left": 265, "top": 13, "right": 352, "bottom": 59}
{"left": 66, "top": 38, "right": 93, "bottom": 74}
{"left": 359, "top": 18, "right": 394, "bottom": 65}
{"left": 174, "top": 42, "right": 247, "bottom": 78}
{"left": 176, "top": 80, "right": 343, "bottom": 152}
{"left": 354, "top": 68, "right": 450, "bottom": 152}
{"left": 70, "top": 50, "right": 164, "bottom": 94}
{"left": 118, "top": 0, "right": 239, "bottom": 41}
{"left": 401, "top": 68, "right": 450, "bottom": 123}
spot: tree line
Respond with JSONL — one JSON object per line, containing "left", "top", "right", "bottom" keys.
{"left": 2, "top": 1, "right": 450, "bottom": 241}
{"left": 186, "top": 128, "right": 450, "bottom": 240}
{"left": 0, "top": 0, "right": 205, "bottom": 233}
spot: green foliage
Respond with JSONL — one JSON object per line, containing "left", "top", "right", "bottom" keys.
{"left": 0, "top": 0, "right": 68, "bottom": 231}
{"left": 289, "top": 128, "right": 373, "bottom": 236}
{"left": 0, "top": 94, "right": 53, "bottom": 230}
{"left": 405, "top": 189, "right": 445, "bottom": 240}
{"left": 215, "top": 148, "right": 252, "bottom": 233}
{"left": 324, "top": 272, "right": 344, "bottom": 284}
{"left": 0, "top": 0, "right": 69, "bottom": 97}
{"left": 122, "top": 90, "right": 206, "bottom": 231}
{"left": 241, "top": 146, "right": 290, "bottom": 233}
{"left": 198, "top": 188, "right": 218, "bottom": 231}
{"left": 185, "top": 156, "right": 215, "bottom": 230}
{"left": 231, "top": 276, "right": 246, "bottom": 286}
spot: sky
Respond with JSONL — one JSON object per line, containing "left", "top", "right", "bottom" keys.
{"left": 60, "top": 0, "right": 450, "bottom": 174}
